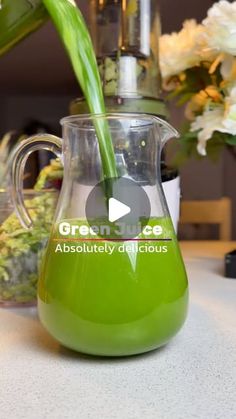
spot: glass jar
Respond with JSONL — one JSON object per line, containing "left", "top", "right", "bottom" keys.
{"left": 0, "top": 189, "right": 56, "bottom": 307}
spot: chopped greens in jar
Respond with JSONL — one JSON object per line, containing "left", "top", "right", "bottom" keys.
{"left": 0, "top": 160, "right": 59, "bottom": 305}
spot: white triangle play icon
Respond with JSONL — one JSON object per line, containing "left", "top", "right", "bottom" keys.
{"left": 108, "top": 198, "right": 131, "bottom": 223}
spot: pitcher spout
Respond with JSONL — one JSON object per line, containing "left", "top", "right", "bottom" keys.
{"left": 154, "top": 117, "right": 180, "bottom": 147}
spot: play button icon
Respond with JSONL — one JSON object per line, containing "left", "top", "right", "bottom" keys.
{"left": 85, "top": 177, "right": 151, "bottom": 241}
{"left": 108, "top": 198, "right": 131, "bottom": 223}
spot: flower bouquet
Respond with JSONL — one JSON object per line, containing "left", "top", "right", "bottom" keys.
{"left": 160, "top": 0, "right": 236, "bottom": 162}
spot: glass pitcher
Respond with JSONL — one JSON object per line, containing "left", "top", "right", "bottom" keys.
{"left": 10, "top": 114, "right": 188, "bottom": 357}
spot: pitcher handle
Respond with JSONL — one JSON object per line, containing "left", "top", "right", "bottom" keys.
{"left": 9, "top": 134, "right": 63, "bottom": 229}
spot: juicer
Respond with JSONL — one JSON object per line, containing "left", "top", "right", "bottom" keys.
{"left": 70, "top": 0, "right": 167, "bottom": 119}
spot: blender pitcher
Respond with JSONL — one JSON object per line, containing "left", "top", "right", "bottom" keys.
{"left": 10, "top": 113, "right": 188, "bottom": 356}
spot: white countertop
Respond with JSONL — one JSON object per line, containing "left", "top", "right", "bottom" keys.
{"left": 0, "top": 242, "right": 236, "bottom": 419}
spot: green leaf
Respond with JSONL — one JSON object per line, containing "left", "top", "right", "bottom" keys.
{"left": 180, "top": 131, "right": 198, "bottom": 141}
{"left": 171, "top": 128, "right": 230, "bottom": 166}
{"left": 176, "top": 92, "right": 194, "bottom": 106}
{"left": 226, "top": 136, "right": 236, "bottom": 145}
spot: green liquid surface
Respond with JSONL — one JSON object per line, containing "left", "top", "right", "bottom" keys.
{"left": 38, "top": 218, "right": 188, "bottom": 356}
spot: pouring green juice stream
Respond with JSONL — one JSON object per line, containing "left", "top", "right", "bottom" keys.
{"left": 43, "top": 0, "right": 117, "bottom": 181}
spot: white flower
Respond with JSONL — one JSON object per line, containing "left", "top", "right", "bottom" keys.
{"left": 191, "top": 85, "right": 236, "bottom": 155}
{"left": 159, "top": 20, "right": 210, "bottom": 79}
{"left": 190, "top": 107, "right": 228, "bottom": 156}
{"left": 223, "top": 85, "right": 236, "bottom": 132}
{"left": 220, "top": 55, "right": 236, "bottom": 84}
{"left": 203, "top": 1, "right": 236, "bottom": 55}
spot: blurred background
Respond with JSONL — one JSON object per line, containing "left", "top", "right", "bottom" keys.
{"left": 0, "top": 0, "right": 234, "bottom": 238}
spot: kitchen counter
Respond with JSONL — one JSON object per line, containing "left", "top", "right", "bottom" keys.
{"left": 0, "top": 242, "right": 236, "bottom": 419}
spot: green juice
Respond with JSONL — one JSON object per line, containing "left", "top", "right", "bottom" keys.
{"left": 38, "top": 217, "right": 188, "bottom": 356}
